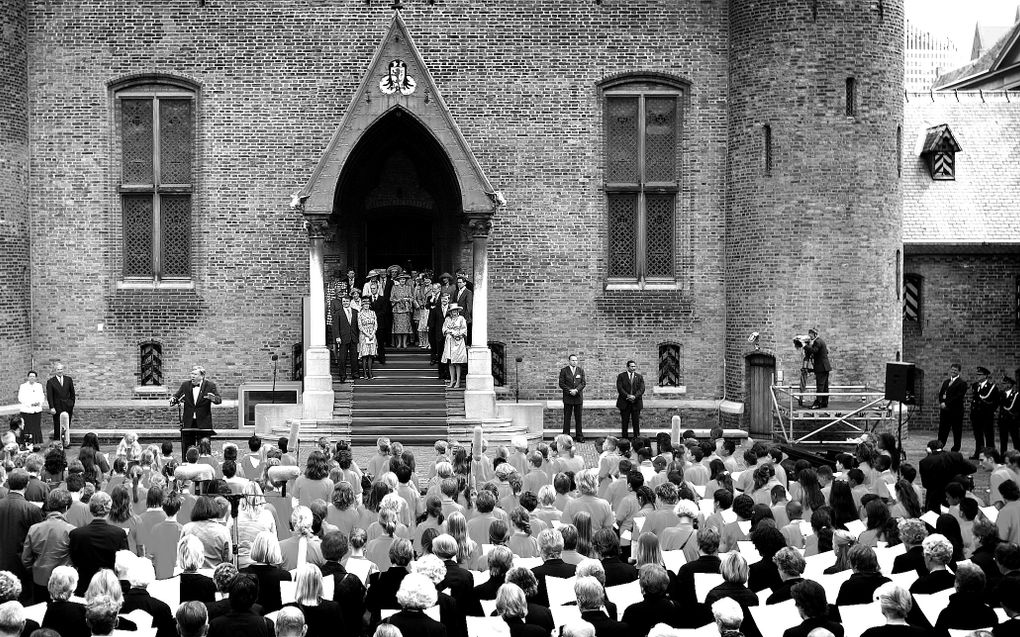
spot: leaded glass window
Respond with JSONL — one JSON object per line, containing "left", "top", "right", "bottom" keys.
{"left": 116, "top": 82, "right": 196, "bottom": 281}
{"left": 603, "top": 81, "right": 681, "bottom": 283}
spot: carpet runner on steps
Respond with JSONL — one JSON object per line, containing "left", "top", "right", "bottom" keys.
{"left": 349, "top": 349, "right": 453, "bottom": 444}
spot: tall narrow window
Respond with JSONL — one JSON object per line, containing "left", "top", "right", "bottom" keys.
{"left": 763, "top": 124, "right": 773, "bottom": 176}
{"left": 489, "top": 341, "right": 507, "bottom": 387}
{"left": 601, "top": 75, "right": 684, "bottom": 283}
{"left": 845, "top": 77, "right": 856, "bottom": 117}
{"left": 896, "top": 125, "right": 902, "bottom": 178}
{"left": 903, "top": 274, "right": 922, "bottom": 324}
{"left": 115, "top": 80, "right": 197, "bottom": 281}
{"left": 658, "top": 342, "right": 682, "bottom": 387}
{"left": 139, "top": 341, "right": 164, "bottom": 386}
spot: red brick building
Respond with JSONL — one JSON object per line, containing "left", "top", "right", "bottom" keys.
{"left": 0, "top": 0, "right": 905, "bottom": 436}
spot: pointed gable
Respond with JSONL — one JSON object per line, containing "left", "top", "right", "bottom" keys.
{"left": 919, "top": 124, "right": 961, "bottom": 181}
{"left": 298, "top": 13, "right": 496, "bottom": 216}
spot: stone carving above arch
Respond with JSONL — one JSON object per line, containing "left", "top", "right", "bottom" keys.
{"left": 297, "top": 13, "right": 496, "bottom": 218}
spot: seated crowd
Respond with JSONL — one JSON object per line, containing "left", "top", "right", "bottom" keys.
{"left": 0, "top": 428, "right": 1019, "bottom": 637}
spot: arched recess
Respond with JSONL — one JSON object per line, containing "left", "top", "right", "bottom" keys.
{"left": 331, "top": 107, "right": 463, "bottom": 275}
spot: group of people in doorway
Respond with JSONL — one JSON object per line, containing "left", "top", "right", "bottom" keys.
{"left": 326, "top": 265, "right": 475, "bottom": 388}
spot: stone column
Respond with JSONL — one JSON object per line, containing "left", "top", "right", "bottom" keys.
{"left": 301, "top": 217, "right": 335, "bottom": 420}
{"left": 464, "top": 213, "right": 496, "bottom": 419}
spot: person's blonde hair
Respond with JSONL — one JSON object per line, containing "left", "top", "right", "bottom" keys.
{"left": 495, "top": 583, "right": 528, "bottom": 619}
{"left": 293, "top": 564, "right": 324, "bottom": 605}
{"left": 395, "top": 573, "right": 437, "bottom": 610}
{"left": 239, "top": 482, "right": 266, "bottom": 519}
{"left": 250, "top": 531, "right": 284, "bottom": 566}
{"left": 872, "top": 582, "right": 912, "bottom": 620}
{"left": 177, "top": 535, "right": 205, "bottom": 572}
{"left": 633, "top": 532, "right": 663, "bottom": 568}
{"left": 719, "top": 551, "right": 749, "bottom": 584}
{"left": 85, "top": 570, "right": 123, "bottom": 608}
{"left": 47, "top": 566, "right": 78, "bottom": 601}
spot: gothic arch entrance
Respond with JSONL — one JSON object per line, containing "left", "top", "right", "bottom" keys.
{"left": 331, "top": 110, "right": 462, "bottom": 277}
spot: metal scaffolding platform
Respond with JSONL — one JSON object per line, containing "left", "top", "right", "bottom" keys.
{"left": 771, "top": 384, "right": 896, "bottom": 447}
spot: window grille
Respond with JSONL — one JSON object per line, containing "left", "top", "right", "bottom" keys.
{"left": 115, "top": 80, "right": 196, "bottom": 281}
{"left": 140, "top": 341, "right": 164, "bottom": 386}
{"left": 658, "top": 342, "right": 682, "bottom": 387}
{"left": 489, "top": 342, "right": 507, "bottom": 387}
{"left": 763, "top": 124, "right": 773, "bottom": 176}
{"left": 845, "top": 78, "right": 857, "bottom": 117}
{"left": 903, "top": 274, "right": 922, "bottom": 323}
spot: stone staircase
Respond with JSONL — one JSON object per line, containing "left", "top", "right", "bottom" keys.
{"left": 349, "top": 349, "right": 452, "bottom": 444}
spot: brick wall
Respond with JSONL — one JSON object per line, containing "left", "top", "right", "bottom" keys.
{"left": 0, "top": 0, "right": 32, "bottom": 402}
{"left": 903, "top": 253, "right": 1020, "bottom": 432}
{"left": 25, "top": 0, "right": 730, "bottom": 410}
{"left": 725, "top": 1, "right": 905, "bottom": 408}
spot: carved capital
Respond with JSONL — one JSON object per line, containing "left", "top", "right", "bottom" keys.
{"left": 466, "top": 215, "right": 493, "bottom": 239}
{"left": 304, "top": 218, "right": 330, "bottom": 240}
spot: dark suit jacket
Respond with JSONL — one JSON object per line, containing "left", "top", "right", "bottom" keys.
{"left": 748, "top": 558, "right": 783, "bottom": 593}
{"left": 616, "top": 372, "right": 645, "bottom": 411}
{"left": 804, "top": 338, "right": 831, "bottom": 373}
{"left": 835, "top": 572, "right": 890, "bottom": 606}
{"left": 918, "top": 450, "right": 975, "bottom": 512}
{"left": 427, "top": 303, "right": 449, "bottom": 341}
{"left": 366, "top": 567, "right": 407, "bottom": 623}
{"left": 122, "top": 587, "right": 176, "bottom": 637}
{"left": 0, "top": 492, "right": 45, "bottom": 580}
{"left": 385, "top": 610, "right": 448, "bottom": 637}
{"left": 935, "top": 591, "right": 1000, "bottom": 630}
{"left": 68, "top": 518, "right": 129, "bottom": 594}
{"left": 42, "top": 599, "right": 88, "bottom": 637}
{"left": 331, "top": 302, "right": 359, "bottom": 345}
{"left": 503, "top": 618, "right": 549, "bottom": 637}
{"left": 320, "top": 560, "right": 366, "bottom": 626}
{"left": 891, "top": 545, "right": 928, "bottom": 577}
{"left": 909, "top": 569, "right": 956, "bottom": 595}
{"left": 45, "top": 375, "right": 76, "bottom": 416}
{"left": 532, "top": 558, "right": 577, "bottom": 607}
{"left": 783, "top": 617, "right": 844, "bottom": 637}
{"left": 173, "top": 379, "right": 222, "bottom": 429}
{"left": 939, "top": 376, "right": 967, "bottom": 413}
{"left": 370, "top": 294, "right": 391, "bottom": 319}
{"left": 439, "top": 560, "right": 483, "bottom": 616}
{"left": 207, "top": 610, "right": 274, "bottom": 637}
{"left": 620, "top": 595, "right": 683, "bottom": 637}
{"left": 204, "top": 599, "right": 264, "bottom": 622}
{"left": 673, "top": 554, "right": 721, "bottom": 606}
{"left": 601, "top": 556, "right": 638, "bottom": 586}
{"left": 474, "top": 573, "right": 505, "bottom": 600}
{"left": 580, "top": 610, "right": 630, "bottom": 637}
{"left": 454, "top": 287, "right": 473, "bottom": 323}
{"left": 766, "top": 577, "right": 804, "bottom": 605}
{"left": 559, "top": 366, "right": 586, "bottom": 405}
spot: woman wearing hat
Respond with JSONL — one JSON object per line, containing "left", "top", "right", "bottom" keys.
{"left": 358, "top": 296, "right": 379, "bottom": 379}
{"left": 438, "top": 272, "right": 456, "bottom": 299}
{"left": 442, "top": 303, "right": 468, "bottom": 389}
{"left": 390, "top": 271, "right": 414, "bottom": 349}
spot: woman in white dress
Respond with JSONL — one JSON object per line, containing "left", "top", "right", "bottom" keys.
{"left": 442, "top": 304, "right": 468, "bottom": 389}
{"left": 17, "top": 370, "right": 45, "bottom": 444}
{"left": 358, "top": 296, "right": 378, "bottom": 380}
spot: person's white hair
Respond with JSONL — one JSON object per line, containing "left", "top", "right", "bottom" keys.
{"left": 177, "top": 535, "right": 205, "bottom": 571}
{"left": 537, "top": 528, "right": 564, "bottom": 558}
{"left": 126, "top": 557, "right": 155, "bottom": 589}
{"left": 648, "top": 624, "right": 683, "bottom": 637}
{"left": 573, "top": 576, "right": 604, "bottom": 611}
{"left": 495, "top": 583, "right": 528, "bottom": 619}
{"left": 806, "top": 630, "right": 836, "bottom": 637}
{"left": 711, "top": 596, "right": 744, "bottom": 630}
{"left": 575, "top": 559, "right": 606, "bottom": 586}
{"left": 576, "top": 469, "right": 598, "bottom": 496}
{"left": 411, "top": 554, "right": 448, "bottom": 585}
{"left": 674, "top": 499, "right": 700, "bottom": 520}
{"left": 395, "top": 573, "right": 438, "bottom": 610}
{"left": 872, "top": 582, "right": 912, "bottom": 620}
{"left": 921, "top": 533, "right": 954, "bottom": 566}
{"left": 431, "top": 534, "right": 458, "bottom": 560}
{"left": 511, "top": 436, "right": 528, "bottom": 451}
{"left": 379, "top": 473, "right": 398, "bottom": 492}
{"left": 380, "top": 492, "right": 405, "bottom": 514}
{"left": 373, "top": 625, "right": 402, "bottom": 637}
{"left": 47, "top": 566, "right": 78, "bottom": 601}
{"left": 290, "top": 506, "right": 314, "bottom": 535}
{"left": 0, "top": 601, "right": 25, "bottom": 637}
{"left": 114, "top": 550, "right": 137, "bottom": 579}
{"left": 85, "top": 570, "right": 123, "bottom": 607}
{"left": 274, "top": 606, "right": 306, "bottom": 637}
{"left": 560, "top": 621, "right": 595, "bottom": 637}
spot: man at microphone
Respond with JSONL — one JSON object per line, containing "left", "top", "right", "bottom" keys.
{"left": 171, "top": 366, "right": 222, "bottom": 453}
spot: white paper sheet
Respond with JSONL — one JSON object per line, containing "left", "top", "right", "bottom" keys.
{"left": 662, "top": 550, "right": 687, "bottom": 574}
{"left": 467, "top": 615, "right": 510, "bottom": 637}
{"left": 513, "top": 556, "right": 543, "bottom": 570}
{"left": 264, "top": 611, "right": 280, "bottom": 623}
{"left": 721, "top": 509, "right": 738, "bottom": 524}
{"left": 633, "top": 517, "right": 646, "bottom": 532}
{"left": 737, "top": 540, "right": 762, "bottom": 564}
{"left": 913, "top": 589, "right": 953, "bottom": 627}
{"left": 748, "top": 600, "right": 800, "bottom": 637}
{"left": 471, "top": 570, "right": 491, "bottom": 587}
{"left": 799, "top": 520, "right": 814, "bottom": 537}
{"left": 22, "top": 603, "right": 47, "bottom": 626}
{"left": 605, "top": 580, "right": 642, "bottom": 614}
{"left": 838, "top": 602, "right": 886, "bottom": 637}
{"left": 737, "top": 520, "right": 752, "bottom": 535}
{"left": 550, "top": 605, "right": 582, "bottom": 628}
{"left": 122, "top": 609, "right": 154, "bottom": 628}
{"left": 874, "top": 543, "right": 907, "bottom": 576}
{"left": 815, "top": 570, "right": 853, "bottom": 603}
{"left": 693, "top": 485, "right": 706, "bottom": 498}
{"left": 699, "top": 499, "right": 715, "bottom": 519}
{"left": 845, "top": 519, "right": 867, "bottom": 539}
{"left": 920, "top": 510, "right": 940, "bottom": 528}
{"left": 545, "top": 575, "right": 577, "bottom": 608}
{"left": 694, "top": 573, "right": 724, "bottom": 603}
{"left": 552, "top": 520, "right": 565, "bottom": 529}
{"left": 887, "top": 570, "right": 918, "bottom": 590}
{"left": 146, "top": 576, "right": 181, "bottom": 611}
{"left": 480, "top": 599, "right": 497, "bottom": 617}
{"left": 981, "top": 506, "right": 999, "bottom": 523}
{"left": 802, "top": 551, "right": 835, "bottom": 579}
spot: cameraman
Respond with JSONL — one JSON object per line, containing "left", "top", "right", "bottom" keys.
{"left": 801, "top": 328, "right": 831, "bottom": 408}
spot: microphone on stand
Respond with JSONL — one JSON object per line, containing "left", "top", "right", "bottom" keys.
{"left": 271, "top": 354, "right": 279, "bottom": 404}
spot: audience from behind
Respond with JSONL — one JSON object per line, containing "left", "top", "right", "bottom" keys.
{"left": 177, "top": 535, "right": 216, "bottom": 603}
{"left": 273, "top": 607, "right": 305, "bottom": 637}
{"left": 207, "top": 574, "right": 273, "bottom": 637}
{"left": 175, "top": 602, "right": 209, "bottom": 637}
{"left": 786, "top": 580, "right": 843, "bottom": 637}
{"left": 41, "top": 566, "right": 86, "bottom": 637}
{"left": 711, "top": 597, "right": 745, "bottom": 637}
{"left": 935, "top": 562, "right": 999, "bottom": 631}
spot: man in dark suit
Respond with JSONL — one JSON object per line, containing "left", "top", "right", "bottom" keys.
{"left": 428, "top": 293, "right": 451, "bottom": 379}
{"left": 673, "top": 527, "right": 722, "bottom": 608}
{"left": 45, "top": 362, "right": 75, "bottom": 443}
{"left": 344, "top": 266, "right": 362, "bottom": 300}
{"left": 918, "top": 439, "right": 976, "bottom": 513}
{"left": 594, "top": 530, "right": 637, "bottom": 586}
{"left": 938, "top": 363, "right": 968, "bottom": 452}
{"left": 559, "top": 354, "right": 586, "bottom": 441}
{"left": 68, "top": 491, "right": 129, "bottom": 595}
{"left": 453, "top": 275, "right": 473, "bottom": 346}
{"left": 616, "top": 360, "right": 645, "bottom": 439}
{"left": 433, "top": 535, "right": 483, "bottom": 616}
{"left": 171, "top": 366, "right": 222, "bottom": 453}
{"left": 971, "top": 366, "right": 1001, "bottom": 459}
{"left": 803, "top": 328, "right": 831, "bottom": 408}
{"left": 0, "top": 470, "right": 45, "bottom": 603}
{"left": 332, "top": 295, "right": 359, "bottom": 383}
{"left": 577, "top": 576, "right": 629, "bottom": 637}
{"left": 368, "top": 280, "right": 389, "bottom": 365}
{"left": 531, "top": 528, "right": 577, "bottom": 608}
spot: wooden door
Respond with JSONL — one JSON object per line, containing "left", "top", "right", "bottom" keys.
{"left": 746, "top": 353, "right": 776, "bottom": 436}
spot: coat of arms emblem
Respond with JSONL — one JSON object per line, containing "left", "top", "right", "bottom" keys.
{"left": 380, "top": 59, "right": 416, "bottom": 96}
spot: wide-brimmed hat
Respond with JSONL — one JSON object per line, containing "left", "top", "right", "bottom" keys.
{"left": 387, "top": 264, "right": 401, "bottom": 274}
{"left": 367, "top": 268, "right": 383, "bottom": 278}
{"left": 438, "top": 272, "right": 453, "bottom": 282}
{"left": 447, "top": 303, "right": 461, "bottom": 312}
{"left": 397, "top": 271, "right": 411, "bottom": 279}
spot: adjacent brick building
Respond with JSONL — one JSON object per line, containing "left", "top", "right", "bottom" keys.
{"left": 1, "top": 0, "right": 907, "bottom": 436}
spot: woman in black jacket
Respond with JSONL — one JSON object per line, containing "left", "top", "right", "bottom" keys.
{"left": 283, "top": 564, "right": 344, "bottom": 637}
{"left": 239, "top": 531, "right": 292, "bottom": 614}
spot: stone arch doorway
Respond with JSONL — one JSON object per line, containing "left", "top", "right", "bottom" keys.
{"left": 331, "top": 110, "right": 463, "bottom": 277}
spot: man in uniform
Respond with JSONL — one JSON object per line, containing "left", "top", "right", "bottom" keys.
{"left": 938, "top": 363, "right": 968, "bottom": 452}
{"left": 971, "top": 366, "right": 1000, "bottom": 459}
{"left": 999, "top": 376, "right": 1019, "bottom": 456}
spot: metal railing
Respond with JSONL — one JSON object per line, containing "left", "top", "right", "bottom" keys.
{"left": 772, "top": 384, "right": 892, "bottom": 444}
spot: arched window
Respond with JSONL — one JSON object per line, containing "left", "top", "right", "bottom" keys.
{"left": 658, "top": 342, "right": 683, "bottom": 387}
{"left": 112, "top": 76, "right": 197, "bottom": 282}
{"left": 139, "top": 341, "right": 164, "bottom": 386}
{"left": 600, "top": 73, "right": 687, "bottom": 284}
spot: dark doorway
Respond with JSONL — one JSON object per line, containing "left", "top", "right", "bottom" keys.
{"left": 745, "top": 353, "right": 777, "bottom": 437}
{"left": 333, "top": 109, "right": 462, "bottom": 276}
